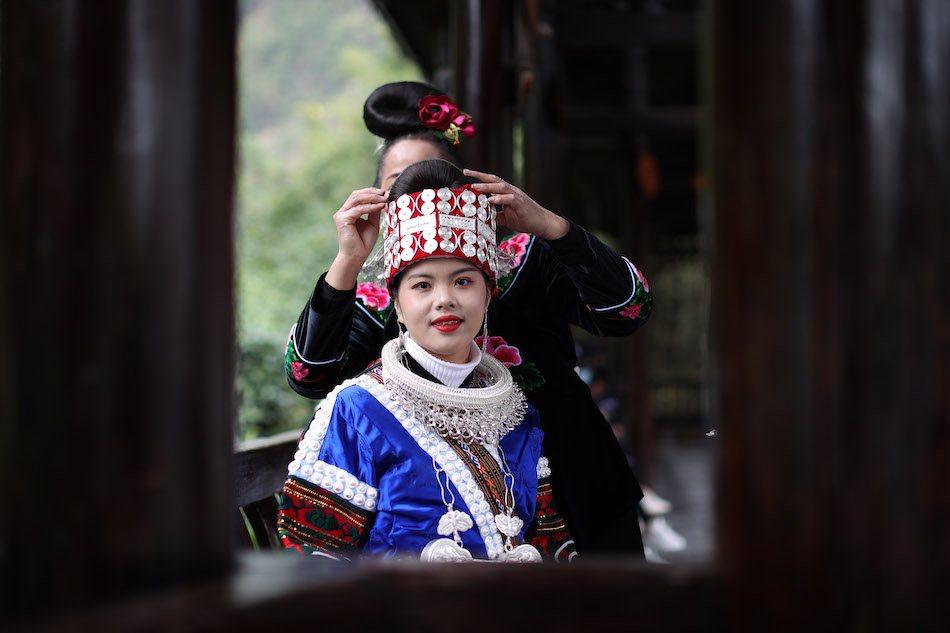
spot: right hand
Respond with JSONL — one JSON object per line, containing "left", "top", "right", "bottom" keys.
{"left": 325, "top": 188, "right": 388, "bottom": 291}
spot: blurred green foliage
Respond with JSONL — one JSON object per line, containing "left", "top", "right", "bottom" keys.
{"left": 235, "top": 0, "right": 422, "bottom": 441}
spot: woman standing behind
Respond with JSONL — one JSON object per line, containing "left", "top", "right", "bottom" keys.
{"left": 278, "top": 160, "right": 575, "bottom": 561}
{"left": 286, "top": 81, "right": 653, "bottom": 556}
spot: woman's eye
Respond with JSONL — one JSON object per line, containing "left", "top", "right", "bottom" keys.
{"left": 455, "top": 278, "right": 471, "bottom": 286}
{"left": 412, "top": 282, "right": 430, "bottom": 290}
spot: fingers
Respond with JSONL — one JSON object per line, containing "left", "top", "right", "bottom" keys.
{"left": 363, "top": 206, "right": 382, "bottom": 227}
{"left": 462, "top": 168, "right": 502, "bottom": 182}
{"left": 335, "top": 203, "right": 386, "bottom": 228}
{"left": 483, "top": 192, "right": 517, "bottom": 207}
{"left": 336, "top": 188, "right": 387, "bottom": 223}
{"left": 465, "top": 171, "right": 526, "bottom": 205}
{"left": 346, "top": 188, "right": 387, "bottom": 208}
{"left": 465, "top": 169, "right": 517, "bottom": 198}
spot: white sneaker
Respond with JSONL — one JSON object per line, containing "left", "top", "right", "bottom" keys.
{"left": 640, "top": 487, "right": 672, "bottom": 516}
{"left": 643, "top": 517, "right": 687, "bottom": 553}
{"left": 644, "top": 545, "right": 671, "bottom": 564}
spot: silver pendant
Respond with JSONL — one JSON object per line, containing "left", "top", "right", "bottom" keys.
{"left": 498, "top": 544, "right": 543, "bottom": 563}
{"left": 437, "top": 509, "right": 474, "bottom": 536}
{"left": 420, "top": 538, "right": 474, "bottom": 563}
{"left": 494, "top": 512, "right": 524, "bottom": 538}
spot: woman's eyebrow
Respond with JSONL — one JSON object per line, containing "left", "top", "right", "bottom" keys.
{"left": 406, "top": 265, "right": 479, "bottom": 281}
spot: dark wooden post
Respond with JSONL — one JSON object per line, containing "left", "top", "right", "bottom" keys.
{"left": 0, "top": 0, "right": 236, "bottom": 621}
{"left": 453, "top": 0, "right": 516, "bottom": 179}
{"left": 710, "top": 1, "right": 950, "bottom": 630}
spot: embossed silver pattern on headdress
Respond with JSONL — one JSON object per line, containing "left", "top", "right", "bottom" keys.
{"left": 362, "top": 184, "right": 513, "bottom": 286}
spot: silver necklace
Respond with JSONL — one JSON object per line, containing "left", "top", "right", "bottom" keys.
{"left": 420, "top": 439, "right": 541, "bottom": 563}
{"left": 381, "top": 339, "right": 528, "bottom": 445}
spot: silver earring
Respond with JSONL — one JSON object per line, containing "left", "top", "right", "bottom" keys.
{"left": 480, "top": 312, "right": 489, "bottom": 355}
{"left": 397, "top": 321, "right": 407, "bottom": 349}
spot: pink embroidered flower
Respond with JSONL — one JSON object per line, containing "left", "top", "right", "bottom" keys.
{"left": 620, "top": 304, "right": 642, "bottom": 320}
{"left": 475, "top": 335, "right": 523, "bottom": 368}
{"left": 625, "top": 257, "right": 650, "bottom": 292}
{"left": 499, "top": 233, "right": 531, "bottom": 268}
{"left": 291, "top": 361, "right": 309, "bottom": 380}
{"left": 356, "top": 282, "right": 390, "bottom": 311}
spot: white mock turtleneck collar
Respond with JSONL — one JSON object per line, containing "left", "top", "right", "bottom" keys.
{"left": 403, "top": 335, "right": 481, "bottom": 388}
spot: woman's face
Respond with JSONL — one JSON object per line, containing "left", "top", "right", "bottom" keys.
{"left": 379, "top": 138, "right": 446, "bottom": 191}
{"left": 393, "top": 258, "right": 490, "bottom": 364}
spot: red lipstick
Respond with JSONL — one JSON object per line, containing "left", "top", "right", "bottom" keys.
{"left": 431, "top": 315, "right": 463, "bottom": 332}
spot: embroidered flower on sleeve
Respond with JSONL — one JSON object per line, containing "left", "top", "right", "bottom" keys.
{"left": 620, "top": 304, "right": 642, "bottom": 320}
{"left": 499, "top": 233, "right": 531, "bottom": 269}
{"left": 291, "top": 361, "right": 309, "bottom": 381}
{"left": 356, "top": 282, "right": 390, "bottom": 311}
{"left": 285, "top": 333, "right": 320, "bottom": 384}
{"left": 475, "top": 335, "right": 523, "bottom": 368}
{"left": 624, "top": 257, "right": 650, "bottom": 293}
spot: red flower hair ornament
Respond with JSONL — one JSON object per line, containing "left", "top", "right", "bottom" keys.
{"left": 418, "top": 95, "right": 476, "bottom": 145}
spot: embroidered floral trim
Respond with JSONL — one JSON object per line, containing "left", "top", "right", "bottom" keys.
{"left": 285, "top": 336, "right": 314, "bottom": 382}
{"left": 620, "top": 304, "right": 642, "bottom": 320}
{"left": 613, "top": 258, "right": 653, "bottom": 322}
{"left": 525, "top": 478, "right": 576, "bottom": 562}
{"left": 290, "top": 360, "right": 309, "bottom": 380}
{"left": 475, "top": 333, "right": 546, "bottom": 392}
{"left": 278, "top": 476, "right": 372, "bottom": 556}
{"left": 500, "top": 233, "right": 530, "bottom": 268}
{"left": 356, "top": 281, "right": 390, "bottom": 311}
{"left": 285, "top": 324, "right": 353, "bottom": 383}
{"left": 476, "top": 335, "right": 522, "bottom": 368}
{"left": 625, "top": 256, "right": 650, "bottom": 292}
{"left": 494, "top": 233, "right": 532, "bottom": 294}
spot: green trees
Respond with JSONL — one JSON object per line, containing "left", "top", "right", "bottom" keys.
{"left": 235, "top": 0, "right": 421, "bottom": 440}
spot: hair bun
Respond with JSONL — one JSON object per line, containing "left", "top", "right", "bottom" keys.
{"left": 363, "top": 81, "right": 448, "bottom": 139}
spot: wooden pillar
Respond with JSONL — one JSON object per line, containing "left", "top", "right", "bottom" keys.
{"left": 0, "top": 0, "right": 236, "bottom": 621}
{"left": 710, "top": 0, "right": 950, "bottom": 630}
{"left": 520, "top": 0, "right": 567, "bottom": 214}
{"left": 453, "top": 0, "right": 516, "bottom": 179}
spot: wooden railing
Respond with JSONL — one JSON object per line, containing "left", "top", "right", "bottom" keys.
{"left": 233, "top": 430, "right": 300, "bottom": 549}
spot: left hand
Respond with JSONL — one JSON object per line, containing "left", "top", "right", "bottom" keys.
{"left": 464, "top": 169, "right": 570, "bottom": 240}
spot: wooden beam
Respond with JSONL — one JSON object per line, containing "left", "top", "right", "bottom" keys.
{"left": 9, "top": 555, "right": 722, "bottom": 633}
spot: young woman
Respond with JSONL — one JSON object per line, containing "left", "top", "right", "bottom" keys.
{"left": 277, "top": 160, "right": 575, "bottom": 562}
{"left": 285, "top": 81, "right": 653, "bottom": 556}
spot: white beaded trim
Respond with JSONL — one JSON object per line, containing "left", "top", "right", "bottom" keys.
{"left": 537, "top": 456, "right": 552, "bottom": 479}
{"left": 286, "top": 378, "right": 380, "bottom": 513}
{"left": 358, "top": 374, "right": 508, "bottom": 560}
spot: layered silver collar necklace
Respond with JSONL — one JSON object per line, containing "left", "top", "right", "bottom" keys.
{"left": 380, "top": 338, "right": 528, "bottom": 445}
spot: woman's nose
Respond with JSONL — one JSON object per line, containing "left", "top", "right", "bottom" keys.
{"left": 435, "top": 284, "right": 456, "bottom": 308}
